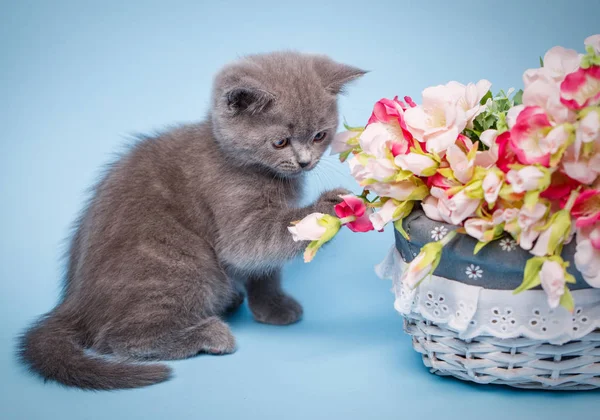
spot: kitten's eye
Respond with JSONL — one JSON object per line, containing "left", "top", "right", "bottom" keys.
{"left": 313, "top": 131, "right": 327, "bottom": 143}
{"left": 272, "top": 138, "right": 289, "bottom": 149}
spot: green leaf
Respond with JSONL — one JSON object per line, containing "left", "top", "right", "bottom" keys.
{"left": 473, "top": 241, "right": 489, "bottom": 255}
{"left": 392, "top": 201, "right": 415, "bottom": 240}
{"left": 512, "top": 89, "right": 523, "bottom": 106}
{"left": 479, "top": 90, "right": 493, "bottom": 106}
{"left": 394, "top": 219, "right": 409, "bottom": 240}
{"left": 339, "top": 149, "right": 352, "bottom": 163}
{"left": 559, "top": 287, "right": 574, "bottom": 312}
{"left": 496, "top": 113, "right": 509, "bottom": 133}
{"left": 539, "top": 56, "right": 544, "bottom": 67}
{"left": 514, "top": 257, "right": 545, "bottom": 294}
{"left": 343, "top": 121, "right": 364, "bottom": 132}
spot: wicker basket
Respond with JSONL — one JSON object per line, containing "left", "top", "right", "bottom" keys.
{"left": 376, "top": 210, "right": 600, "bottom": 391}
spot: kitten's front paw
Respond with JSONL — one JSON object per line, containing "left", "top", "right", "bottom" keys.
{"left": 249, "top": 293, "right": 303, "bottom": 325}
{"left": 315, "top": 188, "right": 352, "bottom": 216}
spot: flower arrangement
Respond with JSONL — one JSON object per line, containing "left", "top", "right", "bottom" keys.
{"left": 289, "top": 34, "right": 600, "bottom": 312}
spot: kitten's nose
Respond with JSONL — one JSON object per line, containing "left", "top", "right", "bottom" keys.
{"left": 299, "top": 161, "right": 310, "bottom": 168}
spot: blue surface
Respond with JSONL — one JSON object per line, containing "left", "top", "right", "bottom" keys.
{"left": 2, "top": 1, "right": 600, "bottom": 419}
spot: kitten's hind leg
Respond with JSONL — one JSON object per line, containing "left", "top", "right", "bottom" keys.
{"left": 107, "top": 316, "right": 236, "bottom": 360}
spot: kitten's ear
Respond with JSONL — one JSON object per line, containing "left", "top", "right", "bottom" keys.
{"left": 312, "top": 56, "right": 368, "bottom": 95}
{"left": 225, "top": 87, "right": 275, "bottom": 115}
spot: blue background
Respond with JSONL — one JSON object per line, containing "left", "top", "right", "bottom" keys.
{"left": 2, "top": 0, "right": 600, "bottom": 419}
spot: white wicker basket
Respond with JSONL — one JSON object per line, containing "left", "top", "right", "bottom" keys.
{"left": 376, "top": 247, "right": 600, "bottom": 390}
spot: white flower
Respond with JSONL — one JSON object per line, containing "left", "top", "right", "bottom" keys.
{"left": 585, "top": 34, "right": 600, "bottom": 55}
{"left": 575, "top": 227, "right": 600, "bottom": 288}
{"left": 446, "top": 144, "right": 474, "bottom": 184}
{"left": 288, "top": 213, "right": 326, "bottom": 241}
{"left": 576, "top": 110, "right": 600, "bottom": 150}
{"left": 430, "top": 226, "right": 448, "bottom": 241}
{"left": 465, "top": 264, "right": 483, "bottom": 279}
{"left": 482, "top": 170, "right": 502, "bottom": 205}
{"left": 539, "top": 260, "right": 566, "bottom": 309}
{"left": 404, "top": 84, "right": 468, "bottom": 154}
{"left": 499, "top": 237, "right": 517, "bottom": 252}
{"left": 464, "top": 218, "right": 494, "bottom": 242}
{"left": 506, "top": 105, "right": 525, "bottom": 129}
{"left": 421, "top": 195, "right": 444, "bottom": 222}
{"left": 445, "top": 79, "right": 492, "bottom": 127}
{"left": 506, "top": 166, "right": 545, "bottom": 194}
{"left": 445, "top": 190, "right": 480, "bottom": 225}
{"left": 330, "top": 130, "right": 355, "bottom": 155}
{"left": 358, "top": 122, "right": 394, "bottom": 158}
{"left": 394, "top": 153, "right": 438, "bottom": 176}
{"left": 369, "top": 199, "right": 399, "bottom": 231}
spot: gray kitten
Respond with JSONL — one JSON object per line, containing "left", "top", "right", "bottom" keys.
{"left": 19, "top": 51, "right": 365, "bottom": 390}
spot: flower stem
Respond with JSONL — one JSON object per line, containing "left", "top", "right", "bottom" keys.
{"left": 564, "top": 188, "right": 581, "bottom": 212}
{"left": 439, "top": 230, "right": 458, "bottom": 246}
{"left": 339, "top": 215, "right": 357, "bottom": 225}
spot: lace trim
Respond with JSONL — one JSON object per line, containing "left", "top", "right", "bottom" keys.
{"left": 376, "top": 247, "right": 600, "bottom": 345}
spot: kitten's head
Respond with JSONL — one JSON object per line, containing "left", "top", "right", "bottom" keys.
{"left": 211, "top": 51, "right": 366, "bottom": 176}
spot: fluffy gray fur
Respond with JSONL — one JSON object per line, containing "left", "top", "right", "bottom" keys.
{"left": 18, "top": 51, "right": 365, "bottom": 390}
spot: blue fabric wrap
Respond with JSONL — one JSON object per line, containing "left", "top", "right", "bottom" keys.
{"left": 394, "top": 208, "right": 590, "bottom": 291}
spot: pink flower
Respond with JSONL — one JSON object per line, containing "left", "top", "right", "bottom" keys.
{"left": 367, "top": 97, "right": 414, "bottom": 148}
{"left": 495, "top": 131, "right": 518, "bottom": 173}
{"left": 404, "top": 84, "right": 468, "bottom": 154}
{"left": 334, "top": 195, "right": 374, "bottom": 233}
{"left": 560, "top": 66, "right": 600, "bottom": 110}
{"left": 571, "top": 189, "right": 600, "bottom": 228}
{"left": 506, "top": 166, "right": 546, "bottom": 193}
{"left": 426, "top": 172, "right": 461, "bottom": 191}
{"left": 585, "top": 34, "right": 600, "bottom": 55}
{"left": 394, "top": 153, "right": 438, "bottom": 177}
{"left": 368, "top": 96, "right": 408, "bottom": 124}
{"left": 509, "top": 106, "right": 555, "bottom": 166}
{"left": 404, "top": 96, "right": 417, "bottom": 108}
{"left": 359, "top": 122, "right": 406, "bottom": 158}
{"left": 540, "top": 171, "right": 581, "bottom": 201}
{"left": 539, "top": 260, "right": 567, "bottom": 309}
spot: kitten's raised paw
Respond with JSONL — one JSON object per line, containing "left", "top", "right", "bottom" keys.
{"left": 249, "top": 293, "right": 303, "bottom": 325}
{"left": 315, "top": 188, "right": 352, "bottom": 215}
{"left": 197, "top": 317, "right": 237, "bottom": 355}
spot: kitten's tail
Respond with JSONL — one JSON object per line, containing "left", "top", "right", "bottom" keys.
{"left": 18, "top": 309, "right": 172, "bottom": 390}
